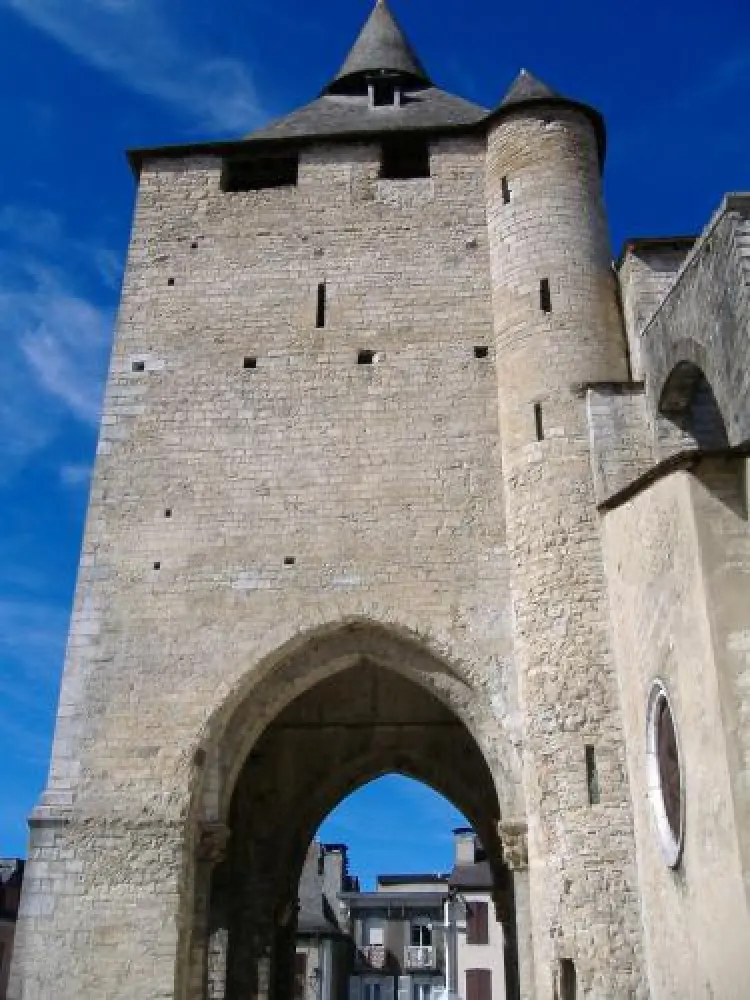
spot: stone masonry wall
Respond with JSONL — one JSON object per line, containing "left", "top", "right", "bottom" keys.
{"left": 10, "top": 136, "right": 521, "bottom": 1000}
{"left": 486, "top": 106, "right": 647, "bottom": 999}
{"left": 618, "top": 243, "right": 693, "bottom": 380}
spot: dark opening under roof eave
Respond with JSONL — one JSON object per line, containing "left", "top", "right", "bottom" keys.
{"left": 126, "top": 95, "right": 606, "bottom": 177}
{"left": 125, "top": 118, "right": 487, "bottom": 177}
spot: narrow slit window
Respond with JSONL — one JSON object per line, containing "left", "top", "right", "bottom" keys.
{"left": 358, "top": 350, "right": 376, "bottom": 365}
{"left": 316, "top": 283, "right": 326, "bottom": 328}
{"left": 540, "top": 278, "right": 552, "bottom": 313}
{"left": 534, "top": 403, "right": 544, "bottom": 441}
{"left": 380, "top": 137, "right": 430, "bottom": 179}
{"left": 501, "top": 176, "right": 511, "bottom": 204}
{"left": 244, "top": 357, "right": 257, "bottom": 369}
{"left": 474, "top": 346, "right": 489, "bottom": 359}
{"left": 221, "top": 153, "right": 299, "bottom": 192}
{"left": 585, "top": 745, "right": 601, "bottom": 805}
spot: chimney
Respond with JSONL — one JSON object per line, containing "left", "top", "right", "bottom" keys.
{"left": 453, "top": 827, "right": 476, "bottom": 865}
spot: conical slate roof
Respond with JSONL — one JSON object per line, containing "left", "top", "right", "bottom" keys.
{"left": 327, "top": 0, "right": 430, "bottom": 92}
{"left": 500, "top": 69, "right": 559, "bottom": 108}
{"left": 246, "top": 0, "right": 487, "bottom": 142}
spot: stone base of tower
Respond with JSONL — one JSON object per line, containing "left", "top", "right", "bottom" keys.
{"left": 8, "top": 811, "right": 186, "bottom": 1000}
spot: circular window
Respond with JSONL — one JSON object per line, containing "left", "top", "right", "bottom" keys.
{"left": 646, "top": 681, "right": 684, "bottom": 868}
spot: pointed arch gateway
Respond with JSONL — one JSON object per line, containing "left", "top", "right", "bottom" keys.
{"left": 186, "top": 621, "right": 529, "bottom": 1000}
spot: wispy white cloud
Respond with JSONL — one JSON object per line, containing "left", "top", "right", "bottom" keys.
{"left": 15, "top": 273, "right": 111, "bottom": 425}
{"left": 5, "top": 0, "right": 266, "bottom": 133}
{"left": 0, "top": 206, "right": 113, "bottom": 477}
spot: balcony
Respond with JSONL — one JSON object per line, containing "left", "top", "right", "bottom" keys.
{"left": 358, "top": 945, "right": 387, "bottom": 969}
{"left": 404, "top": 946, "right": 435, "bottom": 970}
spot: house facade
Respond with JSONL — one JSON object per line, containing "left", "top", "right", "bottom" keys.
{"left": 340, "top": 830, "right": 506, "bottom": 1000}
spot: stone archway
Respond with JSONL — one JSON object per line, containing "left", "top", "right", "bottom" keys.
{"left": 186, "top": 624, "right": 530, "bottom": 1000}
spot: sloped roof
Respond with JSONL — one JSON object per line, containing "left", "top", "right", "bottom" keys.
{"left": 248, "top": 87, "right": 488, "bottom": 142}
{"left": 448, "top": 860, "right": 493, "bottom": 890}
{"left": 327, "top": 0, "right": 429, "bottom": 92}
{"left": 500, "top": 69, "right": 559, "bottom": 108}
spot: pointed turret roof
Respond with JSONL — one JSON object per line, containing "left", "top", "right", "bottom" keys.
{"left": 489, "top": 68, "right": 606, "bottom": 165}
{"left": 244, "top": 0, "right": 486, "bottom": 143}
{"left": 500, "top": 69, "right": 559, "bottom": 108}
{"left": 326, "top": 0, "right": 430, "bottom": 93}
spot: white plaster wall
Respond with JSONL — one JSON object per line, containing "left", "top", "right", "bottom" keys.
{"left": 602, "top": 465, "right": 750, "bottom": 1000}
{"left": 454, "top": 892, "right": 505, "bottom": 1000}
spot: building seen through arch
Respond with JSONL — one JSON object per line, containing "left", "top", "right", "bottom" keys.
{"left": 286, "top": 828, "right": 507, "bottom": 1000}
{"left": 6, "top": 1, "right": 750, "bottom": 999}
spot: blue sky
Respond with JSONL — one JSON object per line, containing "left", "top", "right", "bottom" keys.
{"left": 0, "top": 0, "right": 748, "bottom": 864}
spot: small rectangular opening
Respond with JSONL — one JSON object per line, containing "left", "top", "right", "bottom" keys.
{"left": 221, "top": 153, "right": 299, "bottom": 192}
{"left": 534, "top": 403, "right": 544, "bottom": 441}
{"left": 153, "top": 561, "right": 161, "bottom": 571}
{"left": 540, "top": 277, "right": 552, "bottom": 313}
{"left": 372, "top": 78, "right": 397, "bottom": 107}
{"left": 284, "top": 556, "right": 296, "bottom": 566}
{"left": 358, "top": 350, "right": 376, "bottom": 365}
{"left": 165, "top": 509, "right": 172, "bottom": 518}
{"left": 380, "top": 137, "right": 430, "bottom": 179}
{"left": 316, "top": 283, "right": 326, "bottom": 328}
{"left": 474, "top": 346, "right": 489, "bottom": 359}
{"left": 244, "top": 357, "right": 257, "bottom": 369}
{"left": 501, "top": 175, "right": 511, "bottom": 204}
{"left": 560, "top": 959, "right": 577, "bottom": 1000}
{"left": 167, "top": 277, "right": 175, "bottom": 287}
{"left": 585, "top": 745, "right": 601, "bottom": 805}
{"left": 132, "top": 360, "right": 145, "bottom": 373}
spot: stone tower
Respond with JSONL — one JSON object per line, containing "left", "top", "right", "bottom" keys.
{"left": 9, "top": 3, "right": 750, "bottom": 1000}
{"left": 486, "top": 78, "right": 643, "bottom": 996}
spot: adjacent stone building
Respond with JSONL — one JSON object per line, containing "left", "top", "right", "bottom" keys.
{"left": 8, "top": 1, "right": 750, "bottom": 998}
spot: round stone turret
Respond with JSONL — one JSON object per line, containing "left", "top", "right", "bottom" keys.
{"left": 485, "top": 75, "right": 646, "bottom": 997}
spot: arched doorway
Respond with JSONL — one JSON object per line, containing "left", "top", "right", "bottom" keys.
{"left": 187, "top": 624, "right": 528, "bottom": 1000}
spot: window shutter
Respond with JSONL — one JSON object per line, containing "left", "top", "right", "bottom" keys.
{"left": 350, "top": 977, "right": 362, "bottom": 1000}
{"left": 466, "top": 903, "right": 488, "bottom": 945}
{"left": 476, "top": 903, "right": 488, "bottom": 945}
{"left": 478, "top": 971, "right": 491, "bottom": 1000}
{"left": 398, "top": 976, "right": 411, "bottom": 1000}
{"left": 466, "top": 969, "right": 490, "bottom": 1000}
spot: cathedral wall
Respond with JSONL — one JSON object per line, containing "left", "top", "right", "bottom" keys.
{"left": 602, "top": 466, "right": 750, "bottom": 1000}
